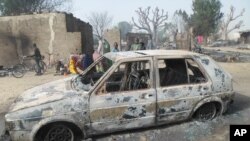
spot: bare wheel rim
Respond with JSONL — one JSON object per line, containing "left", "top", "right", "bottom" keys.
{"left": 45, "top": 125, "right": 74, "bottom": 141}
{"left": 34, "top": 61, "right": 45, "bottom": 74}
{"left": 197, "top": 103, "right": 217, "bottom": 121}
{"left": 12, "top": 65, "right": 24, "bottom": 78}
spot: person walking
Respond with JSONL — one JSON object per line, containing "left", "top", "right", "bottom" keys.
{"left": 32, "top": 43, "right": 42, "bottom": 75}
{"left": 112, "top": 42, "right": 119, "bottom": 52}
{"left": 140, "top": 41, "right": 146, "bottom": 50}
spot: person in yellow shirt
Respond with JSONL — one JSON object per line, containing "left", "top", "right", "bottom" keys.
{"left": 69, "top": 55, "right": 79, "bottom": 74}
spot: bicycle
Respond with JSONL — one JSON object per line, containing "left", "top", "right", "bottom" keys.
{"left": 18, "top": 56, "right": 34, "bottom": 72}
{"left": 34, "top": 55, "right": 47, "bottom": 74}
{"left": 0, "top": 65, "right": 25, "bottom": 78}
{"left": 18, "top": 55, "right": 47, "bottom": 74}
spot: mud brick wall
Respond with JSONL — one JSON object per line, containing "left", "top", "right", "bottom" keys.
{"left": 240, "top": 32, "right": 250, "bottom": 44}
{"left": 0, "top": 13, "right": 93, "bottom": 66}
{"left": 0, "top": 35, "right": 19, "bottom": 66}
{"left": 176, "top": 33, "right": 190, "bottom": 50}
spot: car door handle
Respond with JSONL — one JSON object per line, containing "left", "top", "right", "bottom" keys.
{"left": 163, "top": 89, "right": 167, "bottom": 93}
{"left": 203, "top": 86, "right": 209, "bottom": 91}
{"left": 141, "top": 93, "right": 153, "bottom": 99}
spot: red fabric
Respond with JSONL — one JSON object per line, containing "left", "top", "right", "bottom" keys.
{"left": 197, "top": 36, "right": 203, "bottom": 44}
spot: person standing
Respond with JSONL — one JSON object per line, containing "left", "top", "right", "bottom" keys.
{"left": 69, "top": 54, "right": 79, "bottom": 74}
{"left": 112, "top": 42, "right": 119, "bottom": 52}
{"left": 32, "top": 43, "right": 42, "bottom": 75}
{"left": 140, "top": 42, "right": 146, "bottom": 50}
{"left": 147, "top": 37, "right": 153, "bottom": 50}
{"left": 79, "top": 53, "right": 93, "bottom": 71}
{"left": 130, "top": 38, "right": 141, "bottom": 51}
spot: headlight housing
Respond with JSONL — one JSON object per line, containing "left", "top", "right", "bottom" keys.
{"left": 5, "top": 120, "right": 24, "bottom": 131}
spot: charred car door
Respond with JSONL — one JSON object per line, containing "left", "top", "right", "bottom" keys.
{"left": 89, "top": 58, "right": 157, "bottom": 134}
{"left": 155, "top": 57, "right": 211, "bottom": 124}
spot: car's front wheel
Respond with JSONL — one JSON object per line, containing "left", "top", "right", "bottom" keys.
{"left": 44, "top": 124, "right": 75, "bottom": 141}
{"left": 195, "top": 103, "right": 217, "bottom": 121}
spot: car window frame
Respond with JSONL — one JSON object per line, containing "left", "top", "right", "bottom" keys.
{"left": 154, "top": 55, "right": 210, "bottom": 88}
{"left": 185, "top": 57, "right": 209, "bottom": 85}
{"left": 92, "top": 57, "right": 154, "bottom": 96}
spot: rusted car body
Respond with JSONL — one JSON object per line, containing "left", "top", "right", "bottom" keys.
{"left": 4, "top": 50, "right": 235, "bottom": 141}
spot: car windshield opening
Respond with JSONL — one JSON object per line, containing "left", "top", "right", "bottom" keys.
{"left": 71, "top": 56, "right": 113, "bottom": 91}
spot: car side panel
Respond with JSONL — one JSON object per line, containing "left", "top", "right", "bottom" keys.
{"left": 194, "top": 55, "right": 233, "bottom": 92}
{"left": 154, "top": 56, "right": 214, "bottom": 124}
{"left": 89, "top": 89, "right": 156, "bottom": 134}
{"left": 89, "top": 57, "right": 157, "bottom": 135}
{"left": 156, "top": 82, "right": 213, "bottom": 124}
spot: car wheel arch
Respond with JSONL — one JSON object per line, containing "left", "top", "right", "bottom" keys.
{"left": 190, "top": 96, "right": 224, "bottom": 118}
{"left": 31, "top": 118, "right": 85, "bottom": 141}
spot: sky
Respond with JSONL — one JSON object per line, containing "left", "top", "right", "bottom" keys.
{"left": 72, "top": 0, "right": 250, "bottom": 32}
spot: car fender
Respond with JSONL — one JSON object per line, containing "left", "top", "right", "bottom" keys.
{"left": 190, "top": 96, "right": 224, "bottom": 117}
{"left": 30, "top": 115, "right": 86, "bottom": 140}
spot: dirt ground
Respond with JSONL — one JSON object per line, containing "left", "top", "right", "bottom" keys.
{"left": 0, "top": 62, "right": 250, "bottom": 141}
{"left": 219, "top": 63, "right": 250, "bottom": 95}
{"left": 205, "top": 46, "right": 250, "bottom": 54}
{"left": 0, "top": 71, "right": 65, "bottom": 114}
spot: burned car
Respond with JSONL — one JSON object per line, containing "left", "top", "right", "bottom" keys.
{"left": 4, "top": 50, "right": 235, "bottom": 141}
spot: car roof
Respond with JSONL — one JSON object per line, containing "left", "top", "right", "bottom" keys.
{"left": 104, "top": 50, "right": 199, "bottom": 62}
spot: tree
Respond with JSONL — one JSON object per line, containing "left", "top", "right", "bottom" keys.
{"left": 191, "top": 0, "right": 223, "bottom": 44}
{"left": 169, "top": 10, "right": 191, "bottom": 42}
{"left": 220, "top": 6, "right": 245, "bottom": 40}
{"left": 88, "top": 11, "right": 113, "bottom": 40}
{"left": 157, "top": 29, "right": 168, "bottom": 44}
{"left": 159, "top": 10, "right": 191, "bottom": 44}
{"left": 172, "top": 10, "right": 191, "bottom": 33}
{"left": 162, "top": 22, "right": 178, "bottom": 42}
{"left": 118, "top": 21, "right": 133, "bottom": 40}
{"left": 132, "top": 7, "right": 168, "bottom": 47}
{"left": 0, "top": 0, "right": 71, "bottom": 16}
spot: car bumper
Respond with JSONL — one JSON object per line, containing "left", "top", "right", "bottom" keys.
{"left": 222, "top": 91, "right": 235, "bottom": 113}
{"left": 4, "top": 130, "right": 31, "bottom": 141}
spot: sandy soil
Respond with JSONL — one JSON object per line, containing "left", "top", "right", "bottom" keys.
{"left": 0, "top": 71, "right": 65, "bottom": 114}
{"left": 219, "top": 62, "right": 250, "bottom": 96}
{"left": 205, "top": 46, "right": 250, "bottom": 54}
{"left": 0, "top": 63, "right": 250, "bottom": 141}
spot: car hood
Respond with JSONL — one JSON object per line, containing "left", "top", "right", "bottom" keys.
{"left": 8, "top": 77, "right": 88, "bottom": 112}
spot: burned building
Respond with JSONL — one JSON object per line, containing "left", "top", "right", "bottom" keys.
{"left": 240, "top": 30, "right": 250, "bottom": 44}
{"left": 0, "top": 12, "right": 93, "bottom": 66}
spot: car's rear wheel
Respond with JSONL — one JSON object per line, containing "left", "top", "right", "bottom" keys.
{"left": 195, "top": 103, "right": 217, "bottom": 121}
{"left": 44, "top": 124, "right": 74, "bottom": 141}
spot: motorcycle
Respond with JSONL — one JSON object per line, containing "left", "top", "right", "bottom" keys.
{"left": 0, "top": 65, "right": 25, "bottom": 78}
